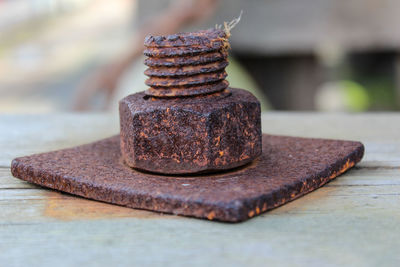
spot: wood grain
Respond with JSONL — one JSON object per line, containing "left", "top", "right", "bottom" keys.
{"left": 1, "top": 113, "right": 399, "bottom": 267}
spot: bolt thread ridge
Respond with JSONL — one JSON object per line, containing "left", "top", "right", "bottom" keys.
{"left": 143, "top": 29, "right": 230, "bottom": 97}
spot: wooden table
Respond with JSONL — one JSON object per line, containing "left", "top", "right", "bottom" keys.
{"left": 1, "top": 113, "right": 399, "bottom": 266}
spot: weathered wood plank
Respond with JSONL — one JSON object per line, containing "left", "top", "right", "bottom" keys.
{"left": 0, "top": 178, "right": 399, "bottom": 266}
{"left": 1, "top": 184, "right": 399, "bottom": 219}
{"left": 0, "top": 113, "right": 119, "bottom": 167}
{"left": 1, "top": 113, "right": 399, "bottom": 267}
{"left": 0, "top": 168, "right": 37, "bottom": 189}
{"left": 262, "top": 112, "right": 400, "bottom": 167}
{"left": 0, "top": 198, "right": 399, "bottom": 267}
{"left": 0, "top": 189, "right": 168, "bottom": 223}
{"left": 327, "top": 167, "right": 400, "bottom": 186}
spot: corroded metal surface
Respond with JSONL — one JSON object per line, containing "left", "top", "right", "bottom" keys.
{"left": 144, "top": 28, "right": 229, "bottom": 97}
{"left": 144, "top": 46, "right": 222, "bottom": 57}
{"left": 144, "top": 61, "right": 229, "bottom": 77}
{"left": 145, "top": 71, "right": 227, "bottom": 87}
{"left": 146, "top": 80, "right": 229, "bottom": 97}
{"left": 144, "top": 29, "right": 227, "bottom": 48}
{"left": 120, "top": 28, "right": 261, "bottom": 174}
{"left": 119, "top": 88, "right": 261, "bottom": 174}
{"left": 11, "top": 134, "right": 364, "bottom": 222}
{"left": 144, "top": 51, "right": 227, "bottom": 67}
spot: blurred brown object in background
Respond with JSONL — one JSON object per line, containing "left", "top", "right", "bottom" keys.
{"left": 73, "top": 0, "right": 220, "bottom": 111}
{"left": 3, "top": 0, "right": 400, "bottom": 112}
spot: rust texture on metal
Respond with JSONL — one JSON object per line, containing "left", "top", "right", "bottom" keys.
{"left": 144, "top": 28, "right": 229, "bottom": 97}
{"left": 144, "top": 29, "right": 227, "bottom": 48}
{"left": 11, "top": 134, "right": 365, "bottom": 222}
{"left": 119, "top": 28, "right": 262, "bottom": 174}
{"left": 144, "top": 51, "right": 228, "bottom": 67}
{"left": 120, "top": 88, "right": 261, "bottom": 174}
{"left": 145, "top": 80, "right": 229, "bottom": 97}
{"left": 145, "top": 71, "right": 228, "bottom": 87}
{"left": 144, "top": 61, "right": 229, "bottom": 77}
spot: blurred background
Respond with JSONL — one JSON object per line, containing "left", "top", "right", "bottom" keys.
{"left": 1, "top": 0, "right": 400, "bottom": 113}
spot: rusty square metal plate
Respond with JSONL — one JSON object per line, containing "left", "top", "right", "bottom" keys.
{"left": 11, "top": 134, "right": 364, "bottom": 222}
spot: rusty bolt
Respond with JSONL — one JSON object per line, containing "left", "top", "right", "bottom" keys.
{"left": 119, "top": 29, "right": 262, "bottom": 174}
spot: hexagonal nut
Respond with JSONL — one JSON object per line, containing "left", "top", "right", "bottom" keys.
{"left": 119, "top": 88, "right": 261, "bottom": 174}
